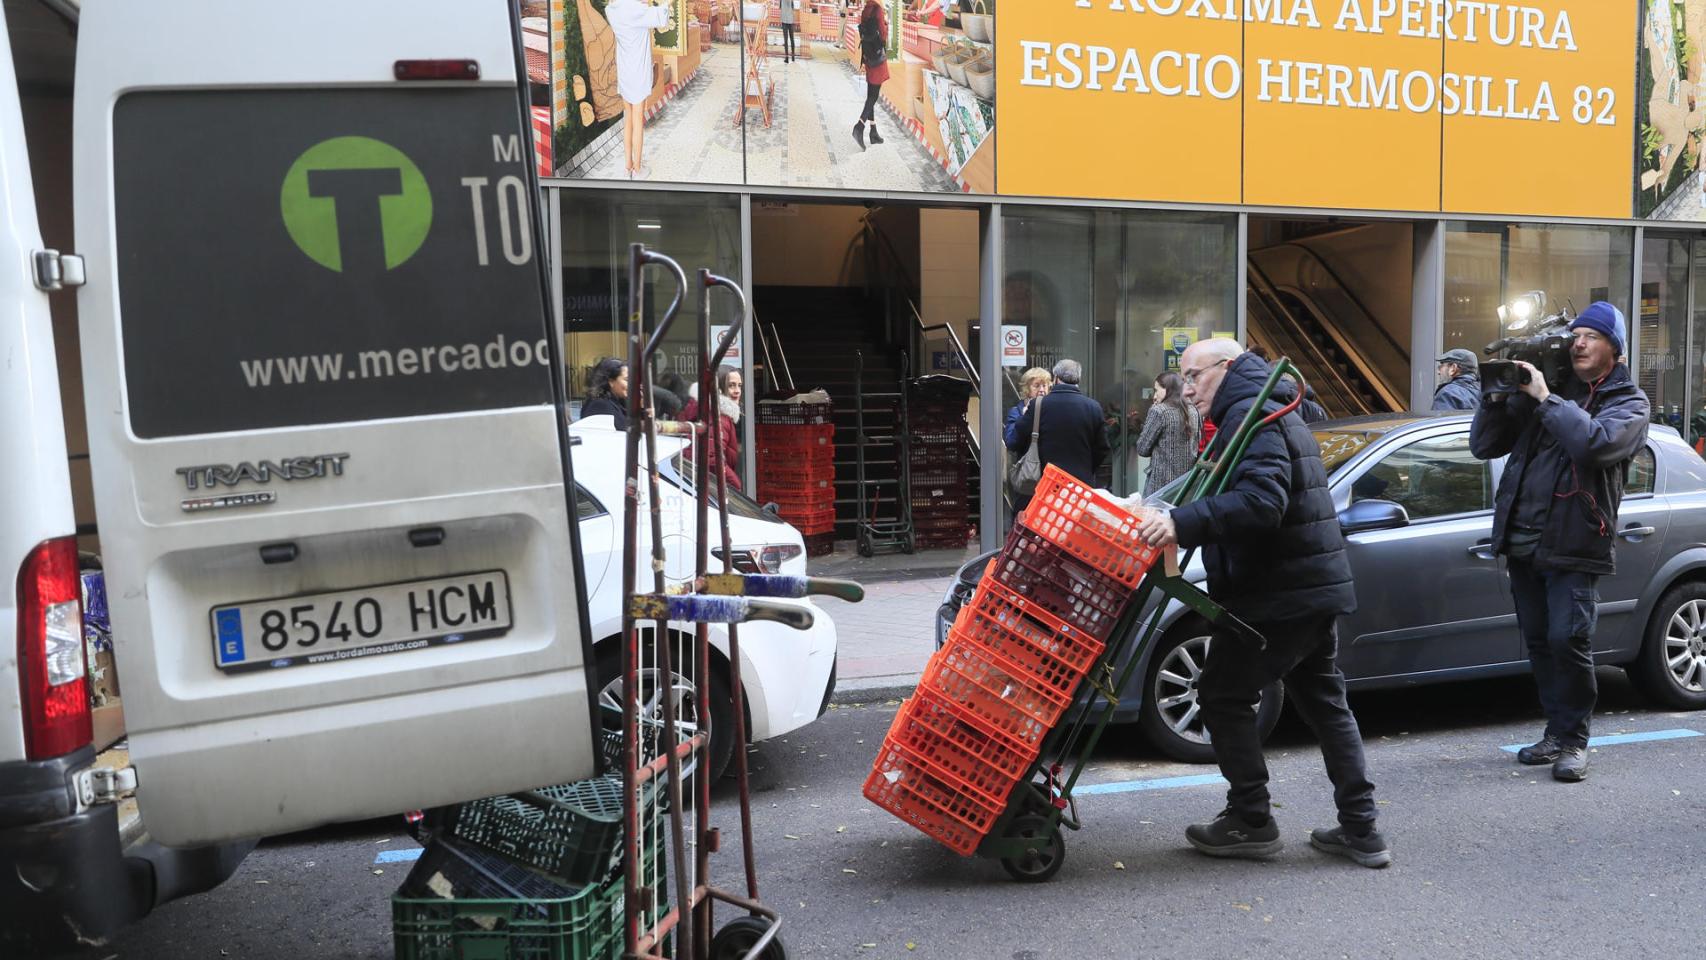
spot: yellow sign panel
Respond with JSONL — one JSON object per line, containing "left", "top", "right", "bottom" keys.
{"left": 1243, "top": 8, "right": 1442, "bottom": 210}
{"left": 999, "top": 0, "right": 1633, "bottom": 217}
{"left": 1442, "top": 0, "right": 1636, "bottom": 218}
{"left": 998, "top": 1, "right": 1243, "bottom": 203}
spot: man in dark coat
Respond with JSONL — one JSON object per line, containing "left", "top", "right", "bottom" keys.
{"left": 1135, "top": 338, "right": 1388, "bottom": 868}
{"left": 1470, "top": 301, "right": 1649, "bottom": 782}
{"left": 1007, "top": 358, "right": 1110, "bottom": 487}
{"left": 1432, "top": 348, "right": 1482, "bottom": 411}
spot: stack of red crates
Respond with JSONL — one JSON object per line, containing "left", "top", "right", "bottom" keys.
{"left": 863, "top": 465, "right": 1160, "bottom": 854}
{"left": 756, "top": 396, "right": 837, "bottom": 557}
{"left": 907, "top": 379, "right": 973, "bottom": 549}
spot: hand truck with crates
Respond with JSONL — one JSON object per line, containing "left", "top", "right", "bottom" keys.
{"left": 865, "top": 360, "right": 1308, "bottom": 881}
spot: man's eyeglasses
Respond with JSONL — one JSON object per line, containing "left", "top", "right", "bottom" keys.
{"left": 1181, "top": 357, "right": 1230, "bottom": 387}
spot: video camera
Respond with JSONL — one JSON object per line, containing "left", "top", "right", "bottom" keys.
{"left": 1480, "top": 290, "right": 1574, "bottom": 401}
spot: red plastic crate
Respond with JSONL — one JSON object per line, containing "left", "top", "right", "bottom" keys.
{"left": 888, "top": 688, "right": 1035, "bottom": 808}
{"left": 946, "top": 609, "right": 1083, "bottom": 704}
{"left": 757, "top": 477, "right": 833, "bottom": 501}
{"left": 990, "top": 525, "right": 1132, "bottom": 642}
{"left": 760, "top": 459, "right": 836, "bottom": 484}
{"left": 957, "top": 576, "right": 1106, "bottom": 679}
{"left": 862, "top": 740, "right": 1001, "bottom": 856}
{"left": 920, "top": 638, "right": 1070, "bottom": 746}
{"left": 776, "top": 505, "right": 836, "bottom": 534}
{"left": 757, "top": 422, "right": 835, "bottom": 448}
{"left": 1020, "top": 465, "right": 1159, "bottom": 587}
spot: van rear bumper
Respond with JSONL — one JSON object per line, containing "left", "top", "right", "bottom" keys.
{"left": 0, "top": 749, "right": 254, "bottom": 953}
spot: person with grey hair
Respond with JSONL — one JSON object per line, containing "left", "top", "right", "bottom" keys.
{"left": 1007, "top": 356, "right": 1109, "bottom": 489}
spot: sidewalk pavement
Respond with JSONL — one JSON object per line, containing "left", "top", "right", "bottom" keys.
{"left": 816, "top": 571, "right": 959, "bottom": 705}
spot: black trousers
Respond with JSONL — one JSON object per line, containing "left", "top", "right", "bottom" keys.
{"left": 781, "top": 23, "right": 797, "bottom": 59}
{"left": 1198, "top": 613, "right": 1377, "bottom": 829}
{"left": 1507, "top": 559, "right": 1599, "bottom": 749}
{"left": 860, "top": 81, "right": 881, "bottom": 122}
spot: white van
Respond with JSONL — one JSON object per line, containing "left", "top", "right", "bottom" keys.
{"left": 2, "top": 1, "right": 605, "bottom": 950}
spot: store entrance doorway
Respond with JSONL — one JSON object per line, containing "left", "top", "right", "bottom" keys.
{"left": 749, "top": 200, "right": 983, "bottom": 559}
{"left": 1246, "top": 217, "right": 1415, "bottom": 417}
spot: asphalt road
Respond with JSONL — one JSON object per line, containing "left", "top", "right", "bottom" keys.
{"left": 68, "top": 670, "right": 1706, "bottom": 960}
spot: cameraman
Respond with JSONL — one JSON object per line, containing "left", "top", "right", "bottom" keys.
{"left": 1469, "top": 301, "right": 1649, "bottom": 782}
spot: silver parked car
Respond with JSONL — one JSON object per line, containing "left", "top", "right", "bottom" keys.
{"left": 940, "top": 413, "right": 1706, "bottom": 763}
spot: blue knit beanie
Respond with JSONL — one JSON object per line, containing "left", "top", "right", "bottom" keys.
{"left": 1570, "top": 301, "right": 1626, "bottom": 358}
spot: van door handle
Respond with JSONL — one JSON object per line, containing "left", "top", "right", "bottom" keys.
{"left": 1466, "top": 540, "right": 1496, "bottom": 560}
{"left": 1618, "top": 525, "right": 1656, "bottom": 541}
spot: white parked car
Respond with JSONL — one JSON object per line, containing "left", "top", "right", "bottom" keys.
{"left": 569, "top": 417, "right": 840, "bottom": 781}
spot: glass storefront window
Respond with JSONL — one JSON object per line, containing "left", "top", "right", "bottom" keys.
{"left": 1443, "top": 222, "right": 1634, "bottom": 366}
{"left": 557, "top": 189, "right": 743, "bottom": 418}
{"left": 1639, "top": 235, "right": 1690, "bottom": 430}
{"left": 1001, "top": 208, "right": 1237, "bottom": 498}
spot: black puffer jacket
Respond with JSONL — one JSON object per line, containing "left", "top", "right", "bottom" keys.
{"left": 1470, "top": 362, "right": 1649, "bottom": 574}
{"left": 1170, "top": 354, "right": 1357, "bottom": 622}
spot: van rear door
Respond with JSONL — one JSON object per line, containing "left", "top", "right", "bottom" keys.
{"left": 73, "top": 0, "right": 597, "bottom": 846}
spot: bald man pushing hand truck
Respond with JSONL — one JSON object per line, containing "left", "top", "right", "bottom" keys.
{"left": 1134, "top": 339, "right": 1390, "bottom": 868}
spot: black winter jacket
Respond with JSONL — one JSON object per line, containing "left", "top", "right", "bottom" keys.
{"left": 1169, "top": 354, "right": 1357, "bottom": 622}
{"left": 579, "top": 395, "right": 630, "bottom": 430}
{"left": 1469, "top": 362, "right": 1649, "bottom": 575}
{"left": 1432, "top": 374, "right": 1481, "bottom": 411}
{"left": 1007, "top": 383, "right": 1110, "bottom": 487}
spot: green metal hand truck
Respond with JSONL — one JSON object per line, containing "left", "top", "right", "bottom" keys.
{"left": 974, "top": 359, "right": 1309, "bottom": 882}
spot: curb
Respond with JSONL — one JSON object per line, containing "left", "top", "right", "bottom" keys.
{"left": 830, "top": 677, "right": 918, "bottom": 706}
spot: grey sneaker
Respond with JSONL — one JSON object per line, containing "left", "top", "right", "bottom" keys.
{"left": 1185, "top": 810, "right": 1282, "bottom": 860}
{"left": 1517, "top": 734, "right": 1562, "bottom": 766}
{"left": 1552, "top": 745, "right": 1588, "bottom": 782}
{"left": 1309, "top": 826, "right": 1392, "bottom": 869}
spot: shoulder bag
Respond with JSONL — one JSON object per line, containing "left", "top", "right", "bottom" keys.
{"left": 1007, "top": 394, "right": 1044, "bottom": 496}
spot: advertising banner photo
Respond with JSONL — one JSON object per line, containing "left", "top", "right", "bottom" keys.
{"left": 550, "top": 0, "right": 994, "bottom": 193}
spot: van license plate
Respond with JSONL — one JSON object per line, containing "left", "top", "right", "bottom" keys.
{"left": 210, "top": 571, "right": 512, "bottom": 672}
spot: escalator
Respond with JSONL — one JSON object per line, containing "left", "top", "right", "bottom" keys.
{"left": 1246, "top": 241, "right": 1411, "bottom": 418}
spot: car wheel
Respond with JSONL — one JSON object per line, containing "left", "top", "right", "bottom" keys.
{"left": 595, "top": 642, "right": 736, "bottom": 785}
{"left": 1136, "top": 622, "right": 1285, "bottom": 764}
{"left": 1628, "top": 582, "right": 1706, "bottom": 710}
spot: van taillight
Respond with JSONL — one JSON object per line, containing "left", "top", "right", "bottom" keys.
{"left": 17, "top": 537, "right": 90, "bottom": 760}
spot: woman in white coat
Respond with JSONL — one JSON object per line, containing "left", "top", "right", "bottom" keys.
{"left": 605, "top": 0, "right": 673, "bottom": 179}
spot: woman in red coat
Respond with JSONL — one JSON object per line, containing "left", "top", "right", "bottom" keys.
{"left": 682, "top": 366, "right": 745, "bottom": 493}
{"left": 855, "top": 0, "right": 889, "bottom": 149}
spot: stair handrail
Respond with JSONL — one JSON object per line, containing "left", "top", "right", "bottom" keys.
{"left": 753, "top": 313, "right": 796, "bottom": 394}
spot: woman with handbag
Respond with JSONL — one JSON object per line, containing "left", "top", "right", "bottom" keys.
{"left": 1003, "top": 367, "right": 1051, "bottom": 517}
{"left": 854, "top": 0, "right": 889, "bottom": 149}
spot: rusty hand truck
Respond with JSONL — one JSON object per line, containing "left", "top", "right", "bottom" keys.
{"left": 969, "top": 360, "right": 1308, "bottom": 881}
{"left": 621, "top": 244, "right": 865, "bottom": 957}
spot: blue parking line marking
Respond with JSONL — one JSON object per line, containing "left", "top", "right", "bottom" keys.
{"left": 1499, "top": 728, "right": 1702, "bottom": 753}
{"left": 376, "top": 848, "right": 424, "bottom": 865}
{"left": 1076, "top": 773, "right": 1228, "bottom": 796}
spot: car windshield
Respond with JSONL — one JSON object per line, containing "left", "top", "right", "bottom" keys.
{"left": 662, "top": 453, "right": 779, "bottom": 523}
{"left": 1145, "top": 418, "right": 1414, "bottom": 507}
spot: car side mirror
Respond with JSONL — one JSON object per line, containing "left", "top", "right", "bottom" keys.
{"left": 1339, "top": 499, "right": 1410, "bottom": 533}
{"left": 762, "top": 501, "right": 781, "bottom": 518}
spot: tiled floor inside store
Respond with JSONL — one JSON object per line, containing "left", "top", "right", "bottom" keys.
{"left": 576, "top": 43, "right": 957, "bottom": 193}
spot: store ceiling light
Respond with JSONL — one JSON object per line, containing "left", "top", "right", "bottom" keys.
{"left": 637, "top": 222, "right": 661, "bottom": 230}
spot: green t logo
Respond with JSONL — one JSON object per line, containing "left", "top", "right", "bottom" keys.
{"left": 280, "top": 137, "right": 431, "bottom": 272}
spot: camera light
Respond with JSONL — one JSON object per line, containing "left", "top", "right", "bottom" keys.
{"left": 1511, "top": 297, "right": 1536, "bottom": 321}
{"left": 1497, "top": 305, "right": 1509, "bottom": 323}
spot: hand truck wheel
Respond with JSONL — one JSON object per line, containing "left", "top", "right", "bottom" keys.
{"left": 856, "top": 531, "right": 873, "bottom": 558}
{"left": 901, "top": 532, "right": 916, "bottom": 555}
{"left": 711, "top": 915, "right": 787, "bottom": 960}
{"left": 999, "top": 813, "right": 1065, "bottom": 883}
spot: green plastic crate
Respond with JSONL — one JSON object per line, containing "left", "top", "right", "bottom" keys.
{"left": 452, "top": 771, "right": 664, "bottom": 887}
{"left": 392, "top": 837, "right": 667, "bottom": 960}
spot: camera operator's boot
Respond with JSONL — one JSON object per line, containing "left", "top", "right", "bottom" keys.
{"left": 1553, "top": 745, "right": 1588, "bottom": 782}
{"left": 1516, "top": 733, "right": 1561, "bottom": 765}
